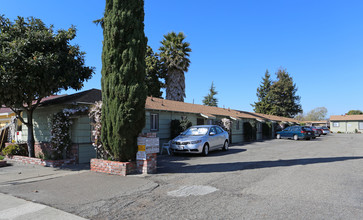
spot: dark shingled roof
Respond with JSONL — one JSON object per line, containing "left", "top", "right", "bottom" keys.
{"left": 39, "top": 89, "right": 102, "bottom": 106}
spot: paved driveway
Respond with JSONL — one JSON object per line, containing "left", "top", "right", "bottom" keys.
{"left": 2, "top": 134, "right": 363, "bottom": 219}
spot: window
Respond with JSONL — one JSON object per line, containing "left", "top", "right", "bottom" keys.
{"left": 197, "top": 118, "right": 204, "bottom": 125}
{"left": 150, "top": 113, "right": 159, "bottom": 131}
{"left": 184, "top": 127, "right": 209, "bottom": 136}
{"left": 216, "top": 127, "right": 224, "bottom": 134}
{"left": 236, "top": 120, "right": 240, "bottom": 130}
{"left": 333, "top": 122, "right": 339, "bottom": 127}
{"left": 359, "top": 122, "right": 363, "bottom": 130}
{"left": 209, "top": 127, "right": 217, "bottom": 135}
{"left": 207, "top": 119, "right": 213, "bottom": 125}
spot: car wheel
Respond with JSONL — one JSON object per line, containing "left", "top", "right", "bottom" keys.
{"left": 202, "top": 144, "right": 209, "bottom": 156}
{"left": 277, "top": 134, "right": 281, "bottom": 139}
{"left": 222, "top": 141, "right": 229, "bottom": 151}
{"left": 293, "top": 135, "right": 298, "bottom": 140}
{"left": 312, "top": 137, "right": 316, "bottom": 139}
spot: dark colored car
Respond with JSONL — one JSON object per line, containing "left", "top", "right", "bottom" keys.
{"left": 318, "top": 126, "right": 330, "bottom": 135}
{"left": 311, "top": 126, "right": 322, "bottom": 137}
{"left": 276, "top": 126, "right": 315, "bottom": 140}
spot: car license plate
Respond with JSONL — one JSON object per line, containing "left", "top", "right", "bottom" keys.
{"left": 308, "top": 132, "right": 311, "bottom": 135}
{"left": 178, "top": 145, "right": 184, "bottom": 150}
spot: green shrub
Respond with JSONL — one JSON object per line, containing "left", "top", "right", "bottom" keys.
{"left": 37, "top": 151, "right": 52, "bottom": 160}
{"left": 50, "top": 111, "right": 72, "bottom": 160}
{"left": 170, "top": 117, "right": 192, "bottom": 139}
{"left": 0, "top": 155, "right": 4, "bottom": 160}
{"left": 180, "top": 117, "right": 192, "bottom": 131}
{"left": 2, "top": 144, "right": 27, "bottom": 156}
{"left": 170, "top": 119, "right": 182, "bottom": 139}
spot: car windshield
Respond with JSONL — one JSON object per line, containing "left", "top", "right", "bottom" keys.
{"left": 302, "top": 127, "right": 312, "bottom": 131}
{"left": 182, "top": 127, "right": 209, "bottom": 136}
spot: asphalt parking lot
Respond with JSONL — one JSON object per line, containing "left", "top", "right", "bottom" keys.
{"left": 1, "top": 134, "right": 363, "bottom": 219}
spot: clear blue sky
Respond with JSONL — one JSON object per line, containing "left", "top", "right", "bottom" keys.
{"left": 2, "top": 0, "right": 363, "bottom": 116}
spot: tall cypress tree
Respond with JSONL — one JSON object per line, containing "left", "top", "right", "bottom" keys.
{"left": 251, "top": 70, "right": 272, "bottom": 114}
{"left": 101, "top": 0, "right": 147, "bottom": 161}
{"left": 203, "top": 81, "right": 218, "bottom": 107}
{"left": 269, "top": 68, "right": 302, "bottom": 117}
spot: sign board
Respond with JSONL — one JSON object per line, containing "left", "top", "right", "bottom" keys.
{"left": 136, "top": 151, "right": 147, "bottom": 160}
{"left": 138, "top": 145, "right": 146, "bottom": 151}
{"left": 146, "top": 138, "right": 159, "bottom": 146}
{"left": 146, "top": 146, "right": 160, "bottom": 154}
{"left": 137, "top": 137, "right": 146, "bottom": 146}
{"left": 137, "top": 136, "right": 159, "bottom": 156}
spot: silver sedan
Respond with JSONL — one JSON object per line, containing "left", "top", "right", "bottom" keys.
{"left": 170, "top": 125, "right": 229, "bottom": 156}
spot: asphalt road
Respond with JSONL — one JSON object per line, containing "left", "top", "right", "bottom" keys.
{"left": 1, "top": 134, "right": 363, "bottom": 219}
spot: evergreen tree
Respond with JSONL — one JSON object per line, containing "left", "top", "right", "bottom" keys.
{"left": 251, "top": 70, "right": 272, "bottom": 113}
{"left": 145, "top": 46, "right": 165, "bottom": 98}
{"left": 203, "top": 82, "right": 218, "bottom": 107}
{"left": 346, "top": 110, "right": 363, "bottom": 115}
{"left": 269, "top": 68, "right": 302, "bottom": 117}
{"left": 159, "top": 32, "right": 191, "bottom": 102}
{"left": 101, "top": 0, "right": 147, "bottom": 161}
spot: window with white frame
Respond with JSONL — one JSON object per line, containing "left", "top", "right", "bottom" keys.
{"left": 333, "top": 122, "right": 339, "bottom": 127}
{"left": 359, "top": 122, "right": 363, "bottom": 130}
{"left": 150, "top": 113, "right": 159, "bottom": 131}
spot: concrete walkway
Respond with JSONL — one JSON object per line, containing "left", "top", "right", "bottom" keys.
{"left": 0, "top": 192, "right": 87, "bottom": 220}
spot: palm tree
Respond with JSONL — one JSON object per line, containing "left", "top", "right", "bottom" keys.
{"left": 159, "top": 32, "right": 191, "bottom": 102}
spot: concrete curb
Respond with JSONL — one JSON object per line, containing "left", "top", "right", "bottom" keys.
{"left": 0, "top": 192, "right": 87, "bottom": 220}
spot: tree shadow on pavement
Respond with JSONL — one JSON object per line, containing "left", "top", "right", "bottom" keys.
{"left": 157, "top": 156, "right": 363, "bottom": 174}
{"left": 56, "top": 163, "right": 90, "bottom": 171}
{"left": 158, "top": 148, "right": 246, "bottom": 163}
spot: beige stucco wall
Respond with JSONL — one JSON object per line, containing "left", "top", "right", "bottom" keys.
{"left": 330, "top": 121, "right": 363, "bottom": 133}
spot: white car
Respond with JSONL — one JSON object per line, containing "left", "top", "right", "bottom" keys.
{"left": 170, "top": 125, "right": 229, "bottom": 156}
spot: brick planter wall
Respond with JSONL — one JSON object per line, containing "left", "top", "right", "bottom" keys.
{"left": 5, "top": 155, "right": 76, "bottom": 167}
{"left": 90, "top": 159, "right": 136, "bottom": 176}
{"left": 4, "top": 142, "right": 79, "bottom": 163}
{"left": 137, "top": 153, "right": 157, "bottom": 174}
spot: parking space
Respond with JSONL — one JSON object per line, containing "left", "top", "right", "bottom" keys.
{"left": 1, "top": 134, "right": 363, "bottom": 219}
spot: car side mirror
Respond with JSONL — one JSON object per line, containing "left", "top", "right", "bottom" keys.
{"left": 209, "top": 132, "right": 216, "bottom": 136}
